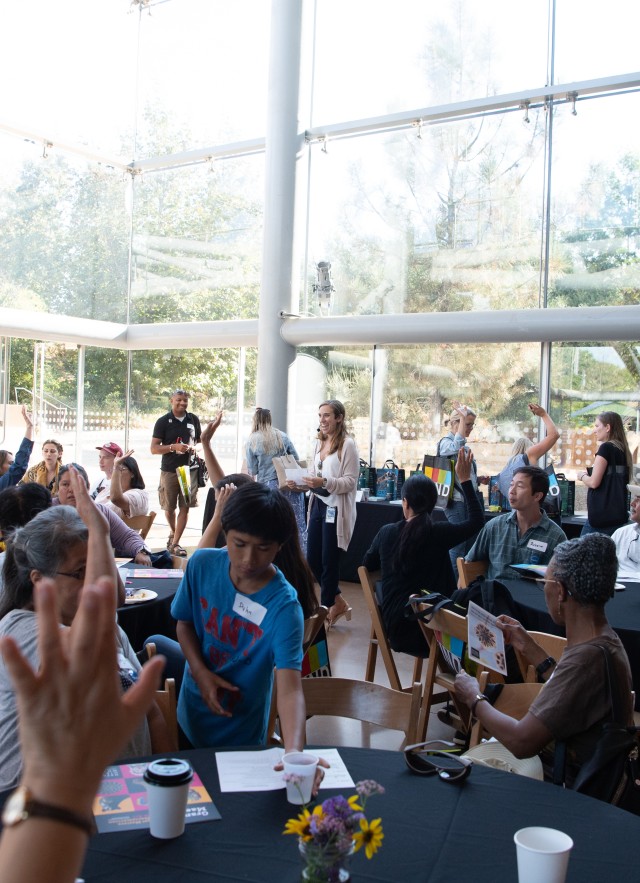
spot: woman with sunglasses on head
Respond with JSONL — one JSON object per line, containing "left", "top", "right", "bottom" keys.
{"left": 438, "top": 401, "right": 489, "bottom": 575}
{"left": 578, "top": 410, "right": 633, "bottom": 537}
{"left": 454, "top": 534, "right": 633, "bottom": 786}
{"left": 20, "top": 438, "right": 64, "bottom": 496}
{"left": 299, "top": 400, "right": 358, "bottom": 628}
{"left": 106, "top": 449, "right": 150, "bottom": 520}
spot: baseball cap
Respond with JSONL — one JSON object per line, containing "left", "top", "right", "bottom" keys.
{"left": 96, "top": 442, "right": 123, "bottom": 457}
{"left": 628, "top": 484, "right": 640, "bottom": 498}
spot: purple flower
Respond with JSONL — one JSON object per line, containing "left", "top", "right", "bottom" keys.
{"left": 355, "top": 780, "right": 385, "bottom": 798}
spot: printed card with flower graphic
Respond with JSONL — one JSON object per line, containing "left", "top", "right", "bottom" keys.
{"left": 466, "top": 601, "right": 507, "bottom": 675}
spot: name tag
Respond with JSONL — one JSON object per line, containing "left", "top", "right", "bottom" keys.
{"left": 326, "top": 506, "right": 336, "bottom": 524}
{"left": 232, "top": 594, "right": 267, "bottom": 626}
{"left": 527, "top": 539, "right": 548, "bottom": 552}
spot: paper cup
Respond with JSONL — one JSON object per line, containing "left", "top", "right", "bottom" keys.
{"left": 283, "top": 751, "right": 319, "bottom": 804}
{"left": 514, "top": 826, "right": 573, "bottom": 883}
{"left": 143, "top": 757, "right": 193, "bottom": 839}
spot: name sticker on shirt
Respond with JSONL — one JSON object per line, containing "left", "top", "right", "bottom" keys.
{"left": 527, "top": 539, "right": 548, "bottom": 552}
{"left": 233, "top": 593, "right": 267, "bottom": 626}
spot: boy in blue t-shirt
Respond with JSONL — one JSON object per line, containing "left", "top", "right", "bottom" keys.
{"left": 171, "top": 483, "right": 307, "bottom": 750}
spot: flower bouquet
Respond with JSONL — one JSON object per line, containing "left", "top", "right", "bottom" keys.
{"left": 283, "top": 778, "right": 384, "bottom": 882}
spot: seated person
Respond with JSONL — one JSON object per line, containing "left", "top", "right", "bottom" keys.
{"left": 0, "top": 408, "right": 34, "bottom": 492}
{"left": 363, "top": 449, "right": 483, "bottom": 656}
{"left": 171, "top": 483, "right": 314, "bottom": 750}
{"left": 611, "top": 483, "right": 640, "bottom": 576}
{"left": 0, "top": 471, "right": 172, "bottom": 791}
{"left": 91, "top": 441, "right": 123, "bottom": 502}
{"left": 106, "top": 450, "right": 150, "bottom": 520}
{"left": 55, "top": 464, "right": 152, "bottom": 567}
{"left": 455, "top": 534, "right": 633, "bottom": 786}
{"left": 0, "top": 484, "right": 52, "bottom": 594}
{"left": 465, "top": 465, "right": 566, "bottom": 581}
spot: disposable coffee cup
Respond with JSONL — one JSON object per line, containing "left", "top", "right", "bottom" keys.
{"left": 143, "top": 757, "right": 193, "bottom": 839}
{"left": 514, "top": 826, "right": 573, "bottom": 883}
{"left": 282, "top": 751, "right": 319, "bottom": 804}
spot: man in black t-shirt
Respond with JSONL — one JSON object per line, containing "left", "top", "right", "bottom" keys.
{"left": 150, "top": 389, "right": 202, "bottom": 556}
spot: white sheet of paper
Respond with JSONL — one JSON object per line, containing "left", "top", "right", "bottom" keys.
{"left": 215, "top": 747, "right": 354, "bottom": 793}
{"left": 467, "top": 600, "right": 507, "bottom": 675}
{"left": 284, "top": 466, "right": 307, "bottom": 484}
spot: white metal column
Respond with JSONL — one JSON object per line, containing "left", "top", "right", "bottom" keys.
{"left": 256, "top": 0, "right": 304, "bottom": 428}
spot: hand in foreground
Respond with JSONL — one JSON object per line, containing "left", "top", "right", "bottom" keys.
{"left": 213, "top": 482, "right": 236, "bottom": 515}
{"left": 0, "top": 577, "right": 163, "bottom": 814}
{"left": 69, "top": 466, "right": 109, "bottom": 535}
{"left": 454, "top": 447, "right": 474, "bottom": 482}
{"left": 302, "top": 476, "right": 323, "bottom": 489}
{"left": 528, "top": 403, "right": 547, "bottom": 418}
{"left": 20, "top": 405, "right": 34, "bottom": 431}
{"left": 134, "top": 551, "right": 152, "bottom": 567}
{"left": 201, "top": 412, "right": 224, "bottom": 446}
{"left": 273, "top": 755, "right": 331, "bottom": 799}
{"left": 453, "top": 671, "right": 481, "bottom": 709}
{"left": 195, "top": 669, "right": 239, "bottom": 717}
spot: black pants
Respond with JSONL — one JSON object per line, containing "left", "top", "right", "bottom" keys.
{"left": 307, "top": 496, "right": 342, "bottom": 607}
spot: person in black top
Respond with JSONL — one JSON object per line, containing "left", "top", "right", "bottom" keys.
{"left": 578, "top": 410, "right": 633, "bottom": 537}
{"left": 363, "top": 448, "right": 484, "bottom": 656}
{"left": 150, "top": 389, "right": 202, "bottom": 556}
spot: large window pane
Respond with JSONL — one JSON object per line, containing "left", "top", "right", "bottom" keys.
{"left": 131, "top": 158, "right": 264, "bottom": 323}
{"left": 548, "top": 92, "right": 640, "bottom": 310}
{"left": 0, "top": 136, "right": 129, "bottom": 322}
{"left": 311, "top": 0, "right": 549, "bottom": 125}
{"left": 555, "top": 0, "right": 640, "bottom": 83}
{"left": 135, "top": 0, "right": 270, "bottom": 156}
{"left": 303, "top": 111, "right": 546, "bottom": 316}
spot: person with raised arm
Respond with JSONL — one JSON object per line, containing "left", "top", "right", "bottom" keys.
{"left": 0, "top": 407, "right": 34, "bottom": 492}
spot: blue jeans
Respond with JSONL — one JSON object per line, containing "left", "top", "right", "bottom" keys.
{"left": 306, "top": 496, "right": 341, "bottom": 608}
{"left": 581, "top": 521, "right": 618, "bottom": 538}
{"left": 143, "top": 635, "right": 186, "bottom": 696}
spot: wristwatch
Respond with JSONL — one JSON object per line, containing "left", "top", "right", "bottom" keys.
{"left": 471, "top": 693, "right": 488, "bottom": 716}
{"left": 535, "top": 656, "right": 556, "bottom": 681}
{"left": 322, "top": 478, "right": 328, "bottom": 489}
{"left": 2, "top": 785, "right": 95, "bottom": 835}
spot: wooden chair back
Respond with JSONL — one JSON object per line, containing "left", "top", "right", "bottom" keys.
{"left": 456, "top": 557, "right": 488, "bottom": 588}
{"left": 303, "top": 607, "right": 329, "bottom": 653}
{"left": 469, "top": 671, "right": 543, "bottom": 747}
{"left": 145, "top": 642, "right": 179, "bottom": 750}
{"left": 122, "top": 510, "right": 156, "bottom": 540}
{"left": 358, "top": 566, "right": 424, "bottom": 693}
{"left": 276, "top": 677, "right": 422, "bottom": 749}
{"left": 515, "top": 632, "right": 567, "bottom": 682}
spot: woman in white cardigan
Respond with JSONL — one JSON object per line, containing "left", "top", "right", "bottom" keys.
{"left": 300, "top": 400, "right": 358, "bottom": 627}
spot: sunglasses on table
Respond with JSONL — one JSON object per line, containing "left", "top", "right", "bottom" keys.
{"left": 404, "top": 741, "right": 472, "bottom": 782}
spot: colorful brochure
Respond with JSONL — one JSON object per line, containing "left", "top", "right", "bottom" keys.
{"left": 467, "top": 601, "right": 507, "bottom": 676}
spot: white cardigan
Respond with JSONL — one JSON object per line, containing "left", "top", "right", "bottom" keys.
{"left": 309, "top": 436, "right": 359, "bottom": 551}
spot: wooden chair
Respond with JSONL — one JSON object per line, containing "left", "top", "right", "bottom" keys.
{"left": 271, "top": 677, "right": 422, "bottom": 749}
{"left": 171, "top": 554, "right": 188, "bottom": 571}
{"left": 358, "top": 566, "right": 424, "bottom": 693}
{"left": 303, "top": 606, "right": 329, "bottom": 653}
{"left": 515, "top": 632, "right": 567, "bottom": 683}
{"left": 123, "top": 510, "right": 156, "bottom": 540}
{"left": 456, "top": 557, "right": 488, "bottom": 588}
{"left": 412, "top": 600, "right": 498, "bottom": 742}
{"left": 468, "top": 671, "right": 543, "bottom": 748}
{"left": 144, "top": 642, "right": 179, "bottom": 749}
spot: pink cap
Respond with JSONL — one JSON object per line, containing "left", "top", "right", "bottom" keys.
{"left": 96, "top": 442, "right": 123, "bottom": 457}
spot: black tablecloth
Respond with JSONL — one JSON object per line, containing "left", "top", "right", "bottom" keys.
{"left": 74, "top": 746, "right": 637, "bottom": 882}
{"left": 117, "top": 570, "right": 181, "bottom": 651}
{"left": 505, "top": 577, "right": 640, "bottom": 707}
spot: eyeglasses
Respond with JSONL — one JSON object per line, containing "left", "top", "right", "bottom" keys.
{"left": 55, "top": 567, "right": 86, "bottom": 581}
{"left": 404, "top": 742, "right": 472, "bottom": 782}
{"left": 116, "top": 466, "right": 130, "bottom": 473}
{"left": 533, "top": 577, "right": 562, "bottom": 590}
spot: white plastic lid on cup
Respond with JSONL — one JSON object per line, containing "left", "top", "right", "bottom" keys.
{"left": 282, "top": 751, "right": 319, "bottom": 805}
{"left": 514, "top": 826, "right": 573, "bottom": 883}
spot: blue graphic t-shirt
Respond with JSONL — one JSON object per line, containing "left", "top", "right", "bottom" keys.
{"left": 171, "top": 548, "right": 303, "bottom": 747}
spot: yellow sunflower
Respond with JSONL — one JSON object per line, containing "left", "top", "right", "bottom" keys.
{"left": 283, "top": 805, "right": 323, "bottom": 841}
{"left": 353, "top": 817, "right": 384, "bottom": 859}
{"left": 348, "top": 794, "right": 363, "bottom": 812}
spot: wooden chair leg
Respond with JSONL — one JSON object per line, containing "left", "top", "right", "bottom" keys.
{"left": 365, "top": 623, "right": 378, "bottom": 683}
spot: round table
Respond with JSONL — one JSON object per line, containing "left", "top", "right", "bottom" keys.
{"left": 116, "top": 570, "right": 182, "bottom": 651}
{"left": 505, "top": 577, "right": 640, "bottom": 707}
{"left": 76, "top": 746, "right": 637, "bottom": 882}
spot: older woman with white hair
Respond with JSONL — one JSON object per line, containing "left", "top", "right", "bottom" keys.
{"left": 496, "top": 403, "right": 560, "bottom": 508}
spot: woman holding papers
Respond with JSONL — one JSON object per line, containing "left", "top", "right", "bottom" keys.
{"left": 246, "top": 407, "right": 307, "bottom": 552}
{"left": 454, "top": 533, "right": 633, "bottom": 786}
